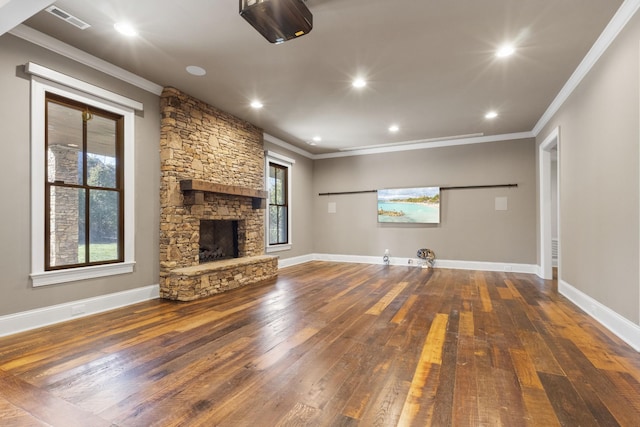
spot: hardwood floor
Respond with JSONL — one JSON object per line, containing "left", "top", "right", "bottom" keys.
{"left": 1, "top": 262, "right": 639, "bottom": 426}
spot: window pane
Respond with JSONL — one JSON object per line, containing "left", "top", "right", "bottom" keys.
{"left": 269, "top": 205, "right": 278, "bottom": 245}
{"left": 268, "top": 173, "right": 276, "bottom": 204}
{"left": 269, "top": 163, "right": 286, "bottom": 206}
{"left": 89, "top": 189, "right": 119, "bottom": 262}
{"left": 278, "top": 206, "right": 288, "bottom": 243}
{"left": 275, "top": 167, "right": 285, "bottom": 205}
{"left": 49, "top": 186, "right": 84, "bottom": 267}
{"left": 87, "top": 115, "right": 117, "bottom": 189}
{"left": 47, "top": 102, "right": 83, "bottom": 185}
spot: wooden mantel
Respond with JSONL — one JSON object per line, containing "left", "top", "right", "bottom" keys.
{"left": 180, "top": 179, "right": 268, "bottom": 208}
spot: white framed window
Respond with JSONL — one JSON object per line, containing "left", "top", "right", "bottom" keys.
{"left": 27, "top": 63, "right": 139, "bottom": 286}
{"left": 265, "top": 151, "right": 294, "bottom": 252}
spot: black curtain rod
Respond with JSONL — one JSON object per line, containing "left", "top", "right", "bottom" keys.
{"left": 441, "top": 183, "right": 518, "bottom": 191}
{"left": 318, "top": 183, "right": 517, "bottom": 196}
{"left": 318, "top": 190, "right": 378, "bottom": 196}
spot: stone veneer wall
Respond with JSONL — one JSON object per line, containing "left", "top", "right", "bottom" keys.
{"left": 159, "top": 87, "right": 276, "bottom": 300}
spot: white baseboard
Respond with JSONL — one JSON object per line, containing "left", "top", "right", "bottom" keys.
{"left": 559, "top": 279, "right": 640, "bottom": 352}
{"left": 278, "top": 253, "right": 538, "bottom": 274}
{"left": 314, "top": 253, "right": 382, "bottom": 265}
{"left": 0, "top": 284, "right": 160, "bottom": 337}
{"left": 433, "top": 259, "right": 538, "bottom": 274}
{"left": 277, "top": 254, "right": 316, "bottom": 268}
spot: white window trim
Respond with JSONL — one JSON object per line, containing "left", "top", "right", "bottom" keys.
{"left": 265, "top": 151, "right": 294, "bottom": 253}
{"left": 28, "top": 63, "right": 137, "bottom": 287}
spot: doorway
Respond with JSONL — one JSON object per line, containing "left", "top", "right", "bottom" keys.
{"left": 539, "top": 127, "right": 560, "bottom": 280}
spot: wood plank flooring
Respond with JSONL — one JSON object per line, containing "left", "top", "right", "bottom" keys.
{"left": 1, "top": 262, "right": 639, "bottom": 426}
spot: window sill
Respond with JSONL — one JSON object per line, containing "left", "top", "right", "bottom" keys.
{"left": 266, "top": 244, "right": 291, "bottom": 253}
{"left": 30, "top": 262, "right": 136, "bottom": 287}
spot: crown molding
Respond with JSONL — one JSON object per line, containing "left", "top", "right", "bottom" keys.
{"left": 265, "top": 131, "right": 535, "bottom": 160}
{"left": 9, "top": 24, "right": 163, "bottom": 95}
{"left": 312, "top": 131, "right": 534, "bottom": 160}
{"left": 263, "top": 133, "right": 315, "bottom": 159}
{"left": 533, "top": 0, "right": 640, "bottom": 136}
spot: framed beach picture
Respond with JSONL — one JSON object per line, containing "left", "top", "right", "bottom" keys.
{"left": 377, "top": 186, "right": 440, "bottom": 224}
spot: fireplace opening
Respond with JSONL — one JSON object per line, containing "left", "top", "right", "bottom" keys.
{"left": 199, "top": 220, "right": 239, "bottom": 263}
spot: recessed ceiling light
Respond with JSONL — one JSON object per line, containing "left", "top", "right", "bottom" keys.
{"left": 114, "top": 22, "right": 138, "bottom": 37}
{"left": 496, "top": 44, "right": 515, "bottom": 58}
{"left": 186, "top": 65, "right": 206, "bottom": 76}
{"left": 389, "top": 124, "right": 399, "bottom": 132}
{"left": 485, "top": 111, "right": 498, "bottom": 119}
{"left": 307, "top": 141, "right": 317, "bottom": 146}
{"left": 313, "top": 136, "right": 322, "bottom": 142}
{"left": 352, "top": 78, "right": 367, "bottom": 88}
{"left": 250, "top": 100, "right": 263, "bottom": 109}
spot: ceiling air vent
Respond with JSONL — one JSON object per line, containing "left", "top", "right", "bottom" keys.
{"left": 45, "top": 5, "right": 91, "bottom": 30}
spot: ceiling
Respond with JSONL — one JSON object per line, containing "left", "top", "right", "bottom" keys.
{"left": 3, "top": 0, "right": 626, "bottom": 154}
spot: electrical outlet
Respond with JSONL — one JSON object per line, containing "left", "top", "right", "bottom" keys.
{"left": 71, "top": 304, "right": 86, "bottom": 316}
{"left": 384, "top": 249, "right": 389, "bottom": 255}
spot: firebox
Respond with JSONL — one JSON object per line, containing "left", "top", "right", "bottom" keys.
{"left": 199, "top": 220, "right": 239, "bottom": 263}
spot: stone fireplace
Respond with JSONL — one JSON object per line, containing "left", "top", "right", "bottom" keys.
{"left": 159, "top": 87, "right": 277, "bottom": 301}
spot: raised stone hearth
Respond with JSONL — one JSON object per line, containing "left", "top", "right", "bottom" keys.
{"left": 159, "top": 87, "right": 277, "bottom": 301}
{"left": 163, "top": 255, "right": 278, "bottom": 301}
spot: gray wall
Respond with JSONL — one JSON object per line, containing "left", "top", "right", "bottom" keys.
{"left": 264, "top": 141, "right": 315, "bottom": 259}
{"left": 537, "top": 10, "right": 640, "bottom": 324}
{"left": 0, "top": 34, "right": 160, "bottom": 316}
{"left": 312, "top": 139, "right": 537, "bottom": 263}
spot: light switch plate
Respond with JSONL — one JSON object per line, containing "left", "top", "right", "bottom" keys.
{"left": 495, "top": 196, "right": 508, "bottom": 211}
